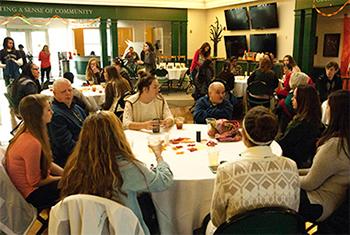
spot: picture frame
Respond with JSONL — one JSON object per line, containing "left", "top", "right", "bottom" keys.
{"left": 323, "top": 33, "right": 340, "bottom": 57}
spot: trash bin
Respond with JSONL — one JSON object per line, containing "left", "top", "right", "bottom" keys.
{"left": 61, "top": 59, "right": 70, "bottom": 73}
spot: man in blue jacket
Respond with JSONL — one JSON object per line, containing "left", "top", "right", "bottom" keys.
{"left": 194, "top": 81, "right": 233, "bottom": 124}
{"left": 48, "top": 78, "right": 87, "bottom": 167}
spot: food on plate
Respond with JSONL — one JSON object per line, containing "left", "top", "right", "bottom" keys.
{"left": 187, "top": 143, "right": 196, "bottom": 147}
{"left": 176, "top": 151, "right": 184, "bottom": 155}
{"left": 188, "top": 147, "right": 198, "bottom": 152}
{"left": 170, "top": 137, "right": 191, "bottom": 144}
{"left": 206, "top": 140, "right": 217, "bottom": 147}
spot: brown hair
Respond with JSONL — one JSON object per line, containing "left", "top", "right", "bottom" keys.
{"left": 137, "top": 71, "right": 157, "bottom": 94}
{"left": 104, "top": 66, "right": 131, "bottom": 96}
{"left": 318, "top": 90, "right": 350, "bottom": 158}
{"left": 293, "top": 85, "right": 321, "bottom": 125}
{"left": 325, "top": 61, "right": 339, "bottom": 71}
{"left": 259, "top": 57, "right": 273, "bottom": 72}
{"left": 243, "top": 106, "right": 278, "bottom": 146}
{"left": 86, "top": 58, "right": 100, "bottom": 83}
{"left": 60, "top": 111, "right": 142, "bottom": 201}
{"left": 199, "top": 42, "right": 211, "bottom": 58}
{"left": 5, "top": 94, "right": 52, "bottom": 178}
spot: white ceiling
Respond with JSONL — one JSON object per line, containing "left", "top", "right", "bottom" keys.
{"left": 9, "top": 0, "right": 258, "bottom": 9}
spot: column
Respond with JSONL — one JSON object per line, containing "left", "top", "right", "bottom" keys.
{"left": 293, "top": 10, "right": 304, "bottom": 67}
{"left": 301, "top": 8, "right": 317, "bottom": 74}
{"left": 180, "top": 21, "right": 187, "bottom": 57}
{"left": 171, "top": 22, "right": 180, "bottom": 56}
{"left": 99, "top": 18, "right": 108, "bottom": 67}
{"left": 110, "top": 19, "right": 118, "bottom": 59}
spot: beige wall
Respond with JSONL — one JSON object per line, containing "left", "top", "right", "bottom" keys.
{"left": 188, "top": 0, "right": 295, "bottom": 60}
{"left": 314, "top": 6, "right": 349, "bottom": 67}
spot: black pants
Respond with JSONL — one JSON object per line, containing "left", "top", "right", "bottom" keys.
{"left": 138, "top": 192, "right": 159, "bottom": 235}
{"left": 41, "top": 66, "right": 51, "bottom": 83}
{"left": 26, "top": 180, "right": 60, "bottom": 210}
{"left": 299, "top": 189, "right": 323, "bottom": 222}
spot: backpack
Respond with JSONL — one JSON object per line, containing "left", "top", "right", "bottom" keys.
{"left": 5, "top": 77, "right": 36, "bottom": 113}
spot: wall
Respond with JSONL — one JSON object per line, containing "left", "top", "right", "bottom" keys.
{"left": 314, "top": 6, "right": 349, "bottom": 67}
{"left": 188, "top": 0, "right": 295, "bottom": 60}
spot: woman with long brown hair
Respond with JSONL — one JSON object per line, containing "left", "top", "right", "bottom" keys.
{"left": 38, "top": 45, "right": 51, "bottom": 83}
{"left": 5, "top": 94, "right": 62, "bottom": 209}
{"left": 60, "top": 111, "right": 173, "bottom": 235}
{"left": 101, "top": 65, "right": 132, "bottom": 115}
{"left": 278, "top": 85, "right": 323, "bottom": 168}
{"left": 299, "top": 90, "right": 350, "bottom": 222}
{"left": 85, "top": 57, "right": 105, "bottom": 85}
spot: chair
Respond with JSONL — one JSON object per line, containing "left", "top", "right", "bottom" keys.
{"left": 48, "top": 194, "right": 145, "bottom": 235}
{"left": 0, "top": 148, "right": 48, "bottom": 235}
{"left": 154, "top": 68, "right": 170, "bottom": 94}
{"left": 214, "top": 207, "right": 306, "bottom": 235}
{"left": 246, "top": 80, "right": 275, "bottom": 110}
{"left": 176, "top": 68, "right": 190, "bottom": 91}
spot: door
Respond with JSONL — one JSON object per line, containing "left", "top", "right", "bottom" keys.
{"left": 118, "top": 27, "right": 133, "bottom": 57}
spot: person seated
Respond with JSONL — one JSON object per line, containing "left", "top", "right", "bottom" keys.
{"left": 299, "top": 90, "right": 350, "bottom": 223}
{"left": 276, "top": 72, "right": 312, "bottom": 134}
{"left": 276, "top": 63, "right": 293, "bottom": 99}
{"left": 101, "top": 66, "right": 132, "bottom": 117}
{"left": 277, "top": 85, "right": 323, "bottom": 168}
{"left": 229, "top": 56, "right": 243, "bottom": 76}
{"left": 113, "top": 57, "right": 134, "bottom": 90}
{"left": 63, "top": 72, "right": 99, "bottom": 113}
{"left": 207, "top": 106, "right": 299, "bottom": 234}
{"left": 123, "top": 72, "right": 174, "bottom": 130}
{"left": 5, "top": 94, "right": 63, "bottom": 209}
{"left": 247, "top": 57, "right": 279, "bottom": 97}
{"left": 48, "top": 78, "right": 87, "bottom": 167}
{"left": 316, "top": 61, "right": 342, "bottom": 102}
{"left": 10, "top": 63, "right": 41, "bottom": 116}
{"left": 217, "top": 61, "right": 235, "bottom": 92}
{"left": 59, "top": 111, "right": 173, "bottom": 235}
{"left": 85, "top": 58, "right": 105, "bottom": 85}
{"left": 283, "top": 55, "right": 301, "bottom": 73}
{"left": 193, "top": 82, "right": 233, "bottom": 124}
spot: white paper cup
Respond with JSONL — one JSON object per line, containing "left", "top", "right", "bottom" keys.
{"left": 208, "top": 147, "right": 219, "bottom": 167}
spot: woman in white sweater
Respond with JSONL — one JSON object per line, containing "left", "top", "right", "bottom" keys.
{"left": 299, "top": 90, "right": 350, "bottom": 222}
{"left": 123, "top": 71, "right": 174, "bottom": 130}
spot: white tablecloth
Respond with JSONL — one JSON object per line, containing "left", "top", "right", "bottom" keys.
{"left": 41, "top": 85, "right": 105, "bottom": 107}
{"left": 125, "top": 124, "right": 282, "bottom": 235}
{"left": 167, "top": 68, "right": 188, "bottom": 81}
{"left": 233, "top": 76, "right": 248, "bottom": 97}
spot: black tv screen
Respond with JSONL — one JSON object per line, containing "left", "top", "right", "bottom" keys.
{"left": 249, "top": 3, "right": 279, "bottom": 29}
{"left": 250, "top": 34, "right": 277, "bottom": 56}
{"left": 224, "top": 7, "right": 249, "bottom": 30}
{"left": 224, "top": 35, "right": 248, "bottom": 58}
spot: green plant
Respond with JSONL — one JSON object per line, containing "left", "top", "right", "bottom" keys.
{"left": 210, "top": 17, "right": 223, "bottom": 57}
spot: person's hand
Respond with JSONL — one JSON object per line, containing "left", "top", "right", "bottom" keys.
{"left": 143, "top": 120, "right": 155, "bottom": 130}
{"left": 137, "top": 60, "right": 144, "bottom": 65}
{"left": 161, "top": 119, "right": 174, "bottom": 129}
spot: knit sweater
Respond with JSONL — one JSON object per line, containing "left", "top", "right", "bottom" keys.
{"left": 210, "top": 146, "right": 300, "bottom": 227}
{"left": 300, "top": 137, "right": 350, "bottom": 221}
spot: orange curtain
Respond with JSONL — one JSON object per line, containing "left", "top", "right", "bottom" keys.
{"left": 340, "top": 15, "right": 350, "bottom": 77}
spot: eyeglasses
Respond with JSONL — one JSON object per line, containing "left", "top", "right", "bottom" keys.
{"left": 32, "top": 68, "right": 39, "bottom": 71}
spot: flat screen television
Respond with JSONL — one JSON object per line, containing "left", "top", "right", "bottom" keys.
{"left": 224, "top": 35, "right": 248, "bottom": 58}
{"left": 250, "top": 34, "right": 277, "bottom": 56}
{"left": 224, "top": 7, "right": 250, "bottom": 30}
{"left": 249, "top": 3, "right": 279, "bottom": 29}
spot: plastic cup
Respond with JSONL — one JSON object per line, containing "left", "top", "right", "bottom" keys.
{"left": 147, "top": 135, "right": 161, "bottom": 147}
{"left": 175, "top": 117, "right": 185, "bottom": 130}
{"left": 91, "top": 85, "right": 97, "bottom": 92}
{"left": 152, "top": 118, "right": 160, "bottom": 133}
{"left": 208, "top": 147, "right": 219, "bottom": 167}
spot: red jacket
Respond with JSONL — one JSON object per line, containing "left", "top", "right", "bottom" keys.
{"left": 39, "top": 51, "right": 51, "bottom": 68}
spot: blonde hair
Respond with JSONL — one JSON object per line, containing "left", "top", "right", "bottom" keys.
{"left": 5, "top": 94, "right": 52, "bottom": 178}
{"left": 289, "top": 72, "right": 309, "bottom": 90}
{"left": 86, "top": 58, "right": 100, "bottom": 83}
{"left": 60, "top": 111, "right": 141, "bottom": 201}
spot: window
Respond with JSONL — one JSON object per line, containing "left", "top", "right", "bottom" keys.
{"left": 84, "top": 29, "right": 101, "bottom": 56}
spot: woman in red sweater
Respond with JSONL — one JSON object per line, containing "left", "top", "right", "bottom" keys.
{"left": 38, "top": 45, "right": 51, "bottom": 83}
{"left": 5, "top": 94, "right": 63, "bottom": 209}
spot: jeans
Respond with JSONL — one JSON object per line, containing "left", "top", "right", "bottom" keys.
{"left": 3, "top": 60, "right": 20, "bottom": 86}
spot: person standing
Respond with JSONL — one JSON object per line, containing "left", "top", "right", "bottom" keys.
{"left": 0, "top": 37, "right": 22, "bottom": 86}
{"left": 38, "top": 45, "right": 51, "bottom": 84}
{"left": 17, "top": 44, "right": 27, "bottom": 70}
{"left": 190, "top": 42, "right": 211, "bottom": 78}
{"left": 138, "top": 42, "right": 156, "bottom": 74}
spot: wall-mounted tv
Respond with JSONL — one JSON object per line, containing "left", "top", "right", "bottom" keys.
{"left": 224, "top": 7, "right": 250, "bottom": 30}
{"left": 224, "top": 35, "right": 248, "bottom": 58}
{"left": 249, "top": 3, "right": 279, "bottom": 29}
{"left": 250, "top": 33, "right": 277, "bottom": 56}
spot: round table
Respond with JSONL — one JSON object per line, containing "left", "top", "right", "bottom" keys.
{"left": 124, "top": 124, "right": 282, "bottom": 235}
{"left": 41, "top": 85, "right": 105, "bottom": 107}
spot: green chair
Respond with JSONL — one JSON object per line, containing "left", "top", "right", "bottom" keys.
{"left": 155, "top": 68, "right": 170, "bottom": 94}
{"left": 214, "top": 207, "right": 306, "bottom": 235}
